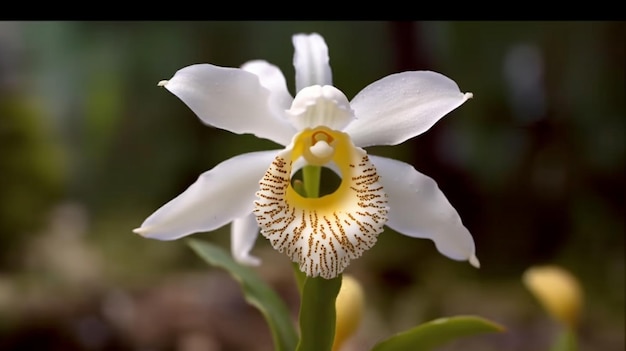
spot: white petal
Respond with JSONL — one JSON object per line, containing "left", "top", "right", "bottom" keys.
{"left": 345, "top": 71, "right": 473, "bottom": 147}
{"left": 292, "top": 33, "right": 333, "bottom": 92}
{"left": 160, "top": 64, "right": 296, "bottom": 146}
{"left": 133, "top": 150, "right": 279, "bottom": 240}
{"left": 369, "top": 155, "right": 479, "bottom": 267}
{"left": 231, "top": 213, "right": 261, "bottom": 266}
{"left": 241, "top": 60, "right": 294, "bottom": 114}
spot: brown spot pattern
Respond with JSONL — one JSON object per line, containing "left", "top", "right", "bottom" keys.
{"left": 253, "top": 151, "right": 389, "bottom": 279}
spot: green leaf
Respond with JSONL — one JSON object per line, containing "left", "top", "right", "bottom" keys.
{"left": 371, "top": 315, "right": 505, "bottom": 351}
{"left": 188, "top": 239, "right": 298, "bottom": 351}
{"left": 296, "top": 275, "right": 343, "bottom": 351}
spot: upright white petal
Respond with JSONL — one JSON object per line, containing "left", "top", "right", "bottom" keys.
{"left": 231, "top": 213, "right": 261, "bottom": 266}
{"left": 241, "top": 60, "right": 294, "bottom": 116}
{"left": 345, "top": 71, "right": 473, "bottom": 148}
{"left": 293, "top": 33, "right": 333, "bottom": 92}
{"left": 369, "top": 155, "right": 479, "bottom": 267}
{"left": 133, "top": 150, "right": 279, "bottom": 240}
{"left": 160, "top": 64, "right": 296, "bottom": 146}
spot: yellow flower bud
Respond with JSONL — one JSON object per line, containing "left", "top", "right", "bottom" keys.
{"left": 333, "top": 275, "right": 365, "bottom": 351}
{"left": 523, "top": 265, "right": 584, "bottom": 329}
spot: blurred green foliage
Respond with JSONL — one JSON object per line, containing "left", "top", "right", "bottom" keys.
{"left": 0, "top": 86, "right": 65, "bottom": 269}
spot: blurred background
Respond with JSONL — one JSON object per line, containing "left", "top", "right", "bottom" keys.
{"left": 0, "top": 21, "right": 623, "bottom": 351}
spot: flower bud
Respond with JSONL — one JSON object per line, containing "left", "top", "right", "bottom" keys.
{"left": 523, "top": 265, "right": 583, "bottom": 329}
{"left": 333, "top": 275, "right": 365, "bottom": 351}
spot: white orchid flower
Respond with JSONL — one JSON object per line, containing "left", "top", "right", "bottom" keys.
{"left": 134, "top": 33, "right": 479, "bottom": 279}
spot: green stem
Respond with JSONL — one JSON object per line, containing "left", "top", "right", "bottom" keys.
{"left": 296, "top": 275, "right": 342, "bottom": 351}
{"left": 292, "top": 262, "right": 306, "bottom": 294}
{"left": 302, "top": 165, "right": 321, "bottom": 198}
{"left": 290, "top": 179, "right": 308, "bottom": 294}
{"left": 294, "top": 163, "right": 341, "bottom": 351}
{"left": 549, "top": 327, "right": 578, "bottom": 351}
